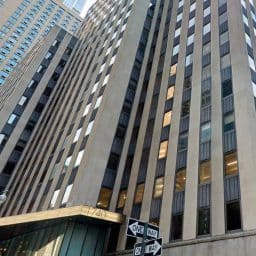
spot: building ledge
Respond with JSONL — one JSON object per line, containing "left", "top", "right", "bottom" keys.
{"left": 0, "top": 205, "right": 124, "bottom": 227}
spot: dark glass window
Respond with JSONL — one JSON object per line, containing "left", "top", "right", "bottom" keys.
{"left": 226, "top": 201, "right": 241, "bottom": 231}
{"left": 171, "top": 214, "right": 183, "bottom": 240}
{"left": 197, "top": 208, "right": 210, "bottom": 235}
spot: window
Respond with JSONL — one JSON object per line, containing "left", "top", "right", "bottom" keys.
{"left": 175, "top": 169, "right": 186, "bottom": 192}
{"left": 153, "top": 177, "right": 164, "bottom": 198}
{"left": 201, "top": 90, "right": 211, "bottom": 106}
{"left": 203, "top": 6, "right": 210, "bottom": 17}
{"left": 203, "top": 23, "right": 210, "bottom": 35}
{"left": 170, "top": 64, "right": 177, "bottom": 76}
{"left": 45, "top": 51, "right": 53, "bottom": 60}
{"left": 197, "top": 208, "right": 210, "bottom": 235}
{"left": 171, "top": 214, "right": 183, "bottom": 240}
{"left": 0, "top": 134, "right": 5, "bottom": 145}
{"left": 73, "top": 128, "right": 82, "bottom": 142}
{"left": 18, "top": 96, "right": 27, "bottom": 106}
{"left": 91, "top": 82, "right": 98, "bottom": 94}
{"left": 85, "top": 121, "right": 94, "bottom": 136}
{"left": 117, "top": 189, "right": 127, "bottom": 208}
{"left": 199, "top": 161, "right": 211, "bottom": 184}
{"left": 248, "top": 55, "right": 255, "bottom": 71}
{"left": 94, "top": 96, "right": 102, "bottom": 109}
{"left": 187, "top": 34, "right": 194, "bottom": 46}
{"left": 202, "top": 66, "right": 211, "bottom": 81}
{"left": 189, "top": 17, "right": 195, "bottom": 27}
{"left": 222, "top": 80, "right": 233, "bottom": 97}
{"left": 221, "top": 54, "right": 231, "bottom": 69}
{"left": 163, "top": 111, "right": 172, "bottom": 127}
{"left": 61, "top": 184, "right": 73, "bottom": 205}
{"left": 226, "top": 201, "right": 241, "bottom": 231}
{"left": 181, "top": 101, "right": 190, "bottom": 117}
{"left": 74, "top": 150, "right": 84, "bottom": 167}
{"left": 172, "top": 44, "right": 179, "bottom": 56}
{"left": 224, "top": 152, "right": 238, "bottom": 176}
{"left": 223, "top": 113, "right": 235, "bottom": 132}
{"left": 185, "top": 54, "right": 193, "bottom": 66}
{"left": 50, "top": 189, "right": 60, "bottom": 208}
{"left": 158, "top": 141, "right": 168, "bottom": 159}
{"left": 190, "top": 2, "right": 196, "bottom": 12}
{"left": 7, "top": 114, "right": 18, "bottom": 125}
{"left": 83, "top": 103, "right": 91, "bottom": 116}
{"left": 64, "top": 155, "right": 72, "bottom": 168}
{"left": 165, "top": 86, "right": 174, "bottom": 101}
{"left": 200, "top": 122, "right": 211, "bottom": 143}
{"left": 176, "top": 13, "right": 182, "bottom": 22}
{"left": 220, "top": 31, "right": 229, "bottom": 45}
{"left": 97, "top": 187, "right": 112, "bottom": 208}
{"left": 174, "top": 27, "right": 181, "bottom": 38}
{"left": 134, "top": 184, "right": 144, "bottom": 204}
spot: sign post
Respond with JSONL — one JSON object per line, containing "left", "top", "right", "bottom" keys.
{"left": 126, "top": 218, "right": 162, "bottom": 256}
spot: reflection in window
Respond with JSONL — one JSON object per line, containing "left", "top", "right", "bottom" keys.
{"left": 200, "top": 122, "right": 211, "bottom": 143}
{"left": 167, "top": 86, "right": 175, "bottom": 99}
{"left": 199, "top": 161, "right": 211, "bottom": 184}
{"left": 178, "top": 132, "right": 188, "bottom": 150}
{"left": 153, "top": 177, "right": 164, "bottom": 198}
{"left": 224, "top": 152, "right": 238, "bottom": 176}
{"left": 170, "top": 64, "right": 177, "bottom": 76}
{"left": 175, "top": 169, "right": 186, "bottom": 192}
{"left": 197, "top": 208, "right": 210, "bottom": 235}
{"left": 61, "top": 184, "right": 73, "bottom": 205}
{"left": 50, "top": 189, "right": 60, "bottom": 208}
{"left": 163, "top": 111, "right": 172, "bottom": 127}
{"left": 223, "top": 113, "right": 235, "bottom": 132}
{"left": 97, "top": 187, "right": 112, "bottom": 209}
{"left": 158, "top": 141, "right": 168, "bottom": 159}
{"left": 134, "top": 183, "right": 144, "bottom": 204}
{"left": 117, "top": 189, "right": 127, "bottom": 209}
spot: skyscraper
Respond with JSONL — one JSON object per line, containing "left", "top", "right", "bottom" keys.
{"left": 0, "top": 0, "right": 82, "bottom": 87}
{"left": 0, "top": 0, "right": 256, "bottom": 255}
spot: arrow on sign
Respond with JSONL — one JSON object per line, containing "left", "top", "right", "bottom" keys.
{"left": 129, "top": 221, "right": 144, "bottom": 236}
{"left": 133, "top": 238, "right": 162, "bottom": 256}
{"left": 145, "top": 239, "right": 162, "bottom": 256}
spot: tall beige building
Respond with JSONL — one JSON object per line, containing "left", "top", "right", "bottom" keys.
{"left": 0, "top": 0, "right": 256, "bottom": 255}
{"left": 0, "top": 0, "right": 82, "bottom": 86}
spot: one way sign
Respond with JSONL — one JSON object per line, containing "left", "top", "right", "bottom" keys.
{"left": 134, "top": 238, "right": 162, "bottom": 256}
{"left": 126, "top": 218, "right": 159, "bottom": 239}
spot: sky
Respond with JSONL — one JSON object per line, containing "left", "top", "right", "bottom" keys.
{"left": 81, "top": 0, "right": 96, "bottom": 18}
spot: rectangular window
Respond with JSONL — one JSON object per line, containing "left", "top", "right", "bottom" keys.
{"left": 97, "top": 187, "right": 112, "bottom": 208}
{"left": 85, "top": 121, "right": 94, "bottom": 136}
{"left": 134, "top": 183, "right": 144, "bottom": 204}
{"left": 224, "top": 152, "right": 238, "bottom": 176}
{"left": 61, "top": 184, "right": 73, "bottom": 205}
{"left": 199, "top": 161, "right": 211, "bottom": 184}
{"left": 223, "top": 113, "right": 235, "bottom": 132}
{"left": 171, "top": 214, "right": 183, "bottom": 240}
{"left": 175, "top": 169, "right": 186, "bottom": 192}
{"left": 197, "top": 208, "right": 210, "bottom": 235}
{"left": 163, "top": 111, "right": 172, "bottom": 127}
{"left": 170, "top": 64, "right": 177, "bottom": 76}
{"left": 158, "top": 141, "right": 168, "bottom": 159}
{"left": 153, "top": 177, "right": 164, "bottom": 198}
{"left": 200, "top": 122, "right": 211, "bottom": 143}
{"left": 226, "top": 201, "right": 241, "bottom": 231}
{"left": 50, "top": 189, "right": 60, "bottom": 208}
{"left": 74, "top": 150, "right": 84, "bottom": 167}
{"left": 167, "top": 86, "right": 175, "bottom": 99}
{"left": 7, "top": 114, "right": 18, "bottom": 125}
{"left": 117, "top": 189, "right": 127, "bottom": 209}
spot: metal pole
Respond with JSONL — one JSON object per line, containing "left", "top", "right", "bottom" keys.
{"left": 141, "top": 223, "right": 148, "bottom": 256}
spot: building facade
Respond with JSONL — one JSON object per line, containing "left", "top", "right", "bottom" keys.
{"left": 0, "top": 0, "right": 82, "bottom": 86}
{"left": 1, "top": 0, "right": 256, "bottom": 255}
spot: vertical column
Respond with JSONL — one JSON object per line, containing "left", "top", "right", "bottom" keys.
{"left": 228, "top": 0, "right": 256, "bottom": 231}
{"left": 211, "top": 0, "right": 225, "bottom": 236}
{"left": 183, "top": 0, "right": 203, "bottom": 240}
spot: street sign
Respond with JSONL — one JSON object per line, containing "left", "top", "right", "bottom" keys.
{"left": 127, "top": 218, "right": 159, "bottom": 239}
{"left": 134, "top": 238, "right": 162, "bottom": 256}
